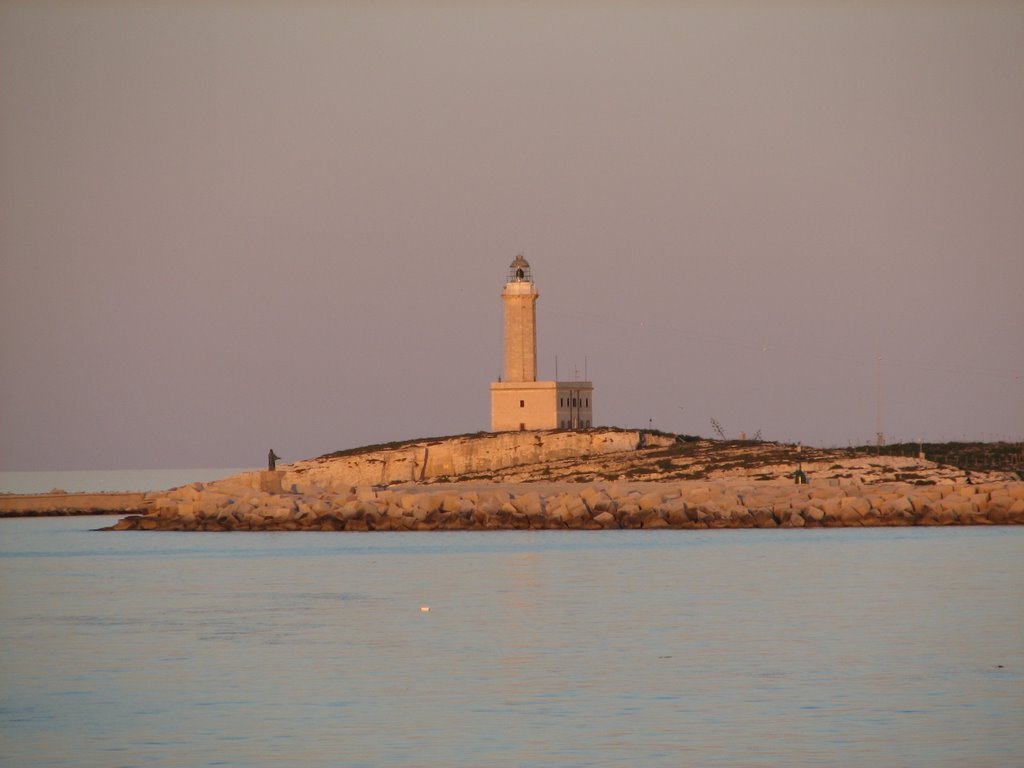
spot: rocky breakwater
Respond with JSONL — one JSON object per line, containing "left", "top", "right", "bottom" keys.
{"left": 105, "top": 478, "right": 1024, "bottom": 532}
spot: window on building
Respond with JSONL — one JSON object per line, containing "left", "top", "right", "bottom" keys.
{"left": 520, "top": 400, "right": 524, "bottom": 408}
{"left": 560, "top": 398, "right": 563, "bottom": 407}
{"left": 586, "top": 398, "right": 589, "bottom": 407}
{"left": 519, "top": 423, "right": 525, "bottom": 431}
{"left": 572, "top": 398, "right": 577, "bottom": 407}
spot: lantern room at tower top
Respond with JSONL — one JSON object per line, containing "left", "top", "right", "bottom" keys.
{"left": 490, "top": 255, "right": 593, "bottom": 432}
{"left": 507, "top": 254, "right": 532, "bottom": 283}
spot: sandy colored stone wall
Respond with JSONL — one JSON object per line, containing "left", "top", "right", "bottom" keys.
{"left": 491, "top": 382, "right": 559, "bottom": 431}
{"left": 490, "top": 381, "right": 594, "bottom": 431}
{"left": 502, "top": 280, "right": 538, "bottom": 383}
{"left": 278, "top": 429, "right": 649, "bottom": 490}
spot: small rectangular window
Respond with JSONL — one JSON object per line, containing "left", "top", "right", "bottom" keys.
{"left": 520, "top": 400, "right": 525, "bottom": 408}
{"left": 586, "top": 398, "right": 589, "bottom": 407}
{"left": 572, "top": 398, "right": 577, "bottom": 407}
{"left": 520, "top": 423, "right": 526, "bottom": 431}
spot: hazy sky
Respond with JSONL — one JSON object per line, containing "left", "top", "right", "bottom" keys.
{"left": 1, "top": 1, "right": 1022, "bottom": 471}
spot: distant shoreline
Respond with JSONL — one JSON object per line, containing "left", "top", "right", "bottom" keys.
{"left": 0, "top": 491, "right": 146, "bottom": 518}
{"left": 0, "top": 468, "right": 251, "bottom": 496}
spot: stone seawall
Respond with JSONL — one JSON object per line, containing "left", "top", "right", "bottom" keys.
{"left": 282, "top": 429, "right": 656, "bottom": 489}
{"left": 107, "top": 479, "right": 1024, "bottom": 531}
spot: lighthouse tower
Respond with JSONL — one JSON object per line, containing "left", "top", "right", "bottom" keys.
{"left": 490, "top": 255, "right": 593, "bottom": 432}
{"left": 502, "top": 255, "right": 538, "bottom": 383}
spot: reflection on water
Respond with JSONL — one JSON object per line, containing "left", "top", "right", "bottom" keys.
{"left": 1, "top": 519, "right": 1022, "bottom": 767}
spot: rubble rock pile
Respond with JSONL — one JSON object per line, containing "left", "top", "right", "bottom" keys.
{"left": 106, "top": 478, "right": 1024, "bottom": 532}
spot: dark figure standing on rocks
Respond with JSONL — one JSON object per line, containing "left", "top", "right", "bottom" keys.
{"left": 268, "top": 449, "right": 280, "bottom": 471}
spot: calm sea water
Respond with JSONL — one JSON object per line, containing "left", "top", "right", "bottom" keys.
{"left": 1, "top": 519, "right": 1021, "bottom": 768}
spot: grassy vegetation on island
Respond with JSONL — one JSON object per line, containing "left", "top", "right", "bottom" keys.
{"left": 312, "top": 429, "right": 1022, "bottom": 484}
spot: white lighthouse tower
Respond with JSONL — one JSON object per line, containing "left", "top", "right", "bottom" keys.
{"left": 490, "top": 255, "right": 593, "bottom": 431}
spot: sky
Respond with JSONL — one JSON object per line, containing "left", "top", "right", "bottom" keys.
{"left": 1, "top": 1, "right": 1022, "bottom": 471}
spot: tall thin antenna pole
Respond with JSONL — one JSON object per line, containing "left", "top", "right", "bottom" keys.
{"left": 875, "top": 335, "right": 884, "bottom": 447}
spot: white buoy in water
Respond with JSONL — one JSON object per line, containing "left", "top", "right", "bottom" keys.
{"left": 420, "top": 605, "right": 430, "bottom": 612}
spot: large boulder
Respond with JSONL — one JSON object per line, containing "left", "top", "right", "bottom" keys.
{"left": 840, "top": 496, "right": 872, "bottom": 516}
{"left": 639, "top": 508, "right": 667, "bottom": 527}
{"left": 837, "top": 507, "right": 865, "bottom": 526}
{"left": 804, "top": 505, "right": 825, "bottom": 523}
{"left": 1008, "top": 498, "right": 1024, "bottom": 524}
{"left": 663, "top": 499, "right": 689, "bottom": 526}
{"left": 513, "top": 492, "right": 543, "bottom": 517}
{"left": 638, "top": 492, "right": 664, "bottom": 512}
{"left": 780, "top": 510, "right": 805, "bottom": 528}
